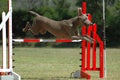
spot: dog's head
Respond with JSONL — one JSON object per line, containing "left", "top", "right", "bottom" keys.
{"left": 78, "top": 8, "right": 93, "bottom": 26}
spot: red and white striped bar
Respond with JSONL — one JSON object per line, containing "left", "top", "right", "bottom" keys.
{"left": 13, "top": 39, "right": 82, "bottom": 43}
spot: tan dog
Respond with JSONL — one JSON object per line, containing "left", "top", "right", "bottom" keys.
{"left": 23, "top": 9, "right": 93, "bottom": 42}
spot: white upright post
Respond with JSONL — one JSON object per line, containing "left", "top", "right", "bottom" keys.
{"left": 0, "top": 0, "right": 20, "bottom": 79}
{"left": 8, "top": 0, "right": 13, "bottom": 71}
{"left": 8, "top": 0, "right": 21, "bottom": 79}
{"left": 103, "top": 0, "right": 107, "bottom": 78}
{"left": 2, "top": 12, "right": 7, "bottom": 70}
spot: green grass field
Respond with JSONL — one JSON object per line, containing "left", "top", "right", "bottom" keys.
{"left": 0, "top": 47, "right": 120, "bottom": 80}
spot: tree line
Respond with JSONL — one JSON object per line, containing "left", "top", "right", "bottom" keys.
{"left": 0, "top": 0, "right": 120, "bottom": 47}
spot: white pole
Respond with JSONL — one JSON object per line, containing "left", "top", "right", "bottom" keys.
{"left": 103, "top": 0, "right": 105, "bottom": 20}
{"left": 8, "top": 1, "right": 21, "bottom": 79}
{"left": 2, "top": 12, "right": 7, "bottom": 70}
{"left": 0, "top": 11, "right": 11, "bottom": 31}
{"left": 103, "top": 0, "right": 107, "bottom": 78}
{"left": 8, "top": 0, "right": 13, "bottom": 71}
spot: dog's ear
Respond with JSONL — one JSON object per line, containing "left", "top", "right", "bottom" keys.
{"left": 78, "top": 8, "right": 83, "bottom": 16}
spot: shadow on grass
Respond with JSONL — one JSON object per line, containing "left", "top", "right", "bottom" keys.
{"left": 22, "top": 77, "right": 78, "bottom": 80}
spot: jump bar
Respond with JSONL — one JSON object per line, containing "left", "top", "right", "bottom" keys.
{"left": 12, "top": 39, "right": 82, "bottom": 43}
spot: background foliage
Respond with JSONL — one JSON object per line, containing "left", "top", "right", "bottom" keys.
{"left": 0, "top": 0, "right": 120, "bottom": 47}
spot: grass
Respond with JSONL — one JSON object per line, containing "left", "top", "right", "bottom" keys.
{"left": 0, "top": 47, "right": 120, "bottom": 80}
{"left": 13, "top": 47, "right": 80, "bottom": 80}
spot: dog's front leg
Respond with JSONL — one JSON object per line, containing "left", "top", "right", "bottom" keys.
{"left": 82, "top": 35, "right": 94, "bottom": 43}
{"left": 72, "top": 35, "right": 83, "bottom": 40}
{"left": 72, "top": 35, "right": 94, "bottom": 43}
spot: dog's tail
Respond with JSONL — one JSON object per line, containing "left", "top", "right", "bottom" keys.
{"left": 29, "top": 11, "right": 40, "bottom": 16}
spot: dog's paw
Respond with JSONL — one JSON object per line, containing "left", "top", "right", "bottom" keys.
{"left": 22, "top": 28, "right": 28, "bottom": 32}
{"left": 83, "top": 35, "right": 94, "bottom": 43}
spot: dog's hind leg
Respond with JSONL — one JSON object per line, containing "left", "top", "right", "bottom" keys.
{"left": 22, "top": 22, "right": 32, "bottom": 32}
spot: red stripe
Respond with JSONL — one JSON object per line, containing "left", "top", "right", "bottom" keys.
{"left": 87, "top": 14, "right": 92, "bottom": 21}
{"left": 81, "top": 26, "right": 87, "bottom": 71}
{"left": 87, "top": 26, "right": 93, "bottom": 69}
{"left": 56, "top": 39, "right": 72, "bottom": 42}
{"left": 92, "top": 24, "right": 97, "bottom": 70}
{"left": 82, "top": 2, "right": 86, "bottom": 14}
{"left": 100, "top": 42, "right": 104, "bottom": 78}
{"left": 24, "top": 39, "right": 40, "bottom": 42}
{"left": 81, "top": 70, "right": 91, "bottom": 79}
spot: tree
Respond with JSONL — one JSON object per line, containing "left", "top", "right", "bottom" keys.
{"left": 106, "top": 0, "right": 116, "bottom": 6}
{"left": 0, "top": 0, "right": 8, "bottom": 13}
{"left": 0, "top": 0, "right": 8, "bottom": 39}
{"left": 52, "top": 0, "right": 75, "bottom": 20}
{"left": 13, "top": 0, "right": 49, "bottom": 10}
{"left": 106, "top": 1, "right": 120, "bottom": 47}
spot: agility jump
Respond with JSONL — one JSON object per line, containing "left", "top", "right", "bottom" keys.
{"left": 0, "top": 0, "right": 21, "bottom": 80}
{"left": 0, "top": 0, "right": 106, "bottom": 80}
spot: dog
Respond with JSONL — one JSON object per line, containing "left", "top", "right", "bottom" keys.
{"left": 23, "top": 8, "right": 93, "bottom": 42}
